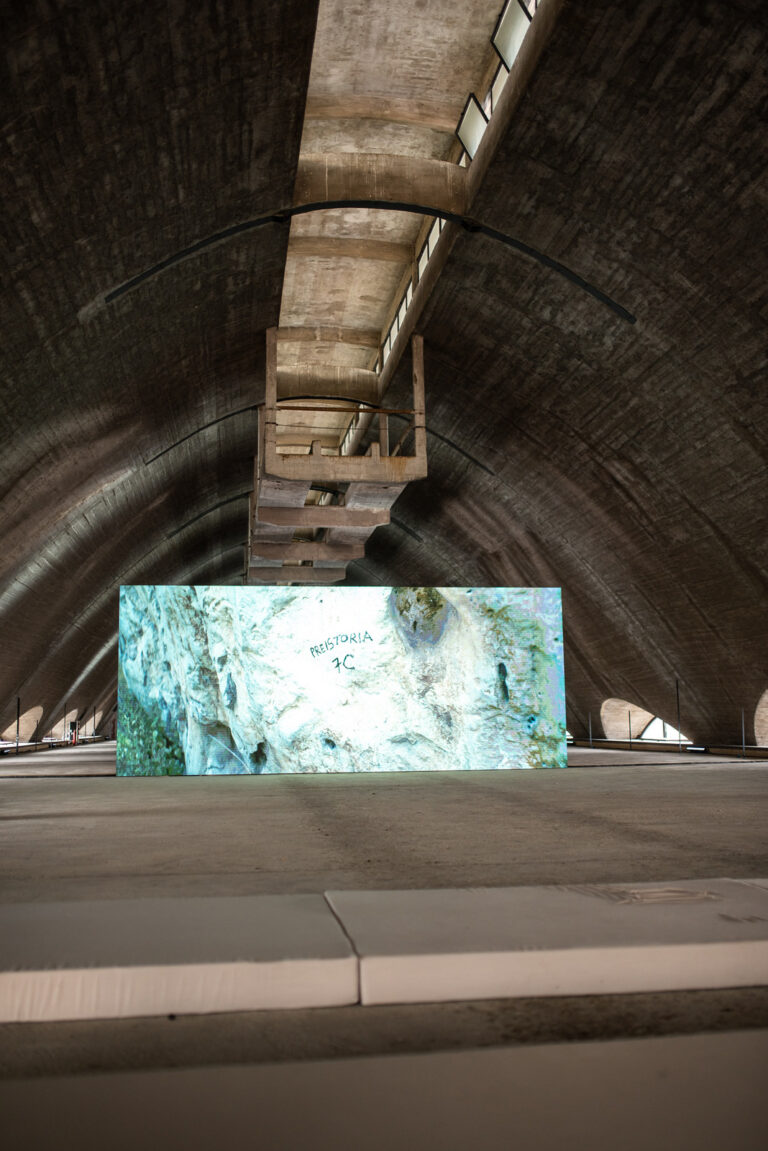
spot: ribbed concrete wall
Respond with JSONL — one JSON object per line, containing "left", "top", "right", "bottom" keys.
{"left": 354, "top": 0, "right": 768, "bottom": 745}
{"left": 0, "top": 0, "right": 319, "bottom": 738}
{"left": 1, "top": 0, "right": 766, "bottom": 747}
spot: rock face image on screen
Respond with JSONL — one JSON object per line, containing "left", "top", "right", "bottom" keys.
{"left": 117, "top": 586, "right": 566, "bottom": 776}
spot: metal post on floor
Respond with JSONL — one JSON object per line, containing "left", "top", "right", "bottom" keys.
{"left": 15, "top": 696, "right": 20, "bottom": 754}
{"left": 92, "top": 707, "right": 96, "bottom": 737}
{"left": 588, "top": 711, "right": 593, "bottom": 748}
{"left": 742, "top": 708, "right": 746, "bottom": 759}
{"left": 628, "top": 709, "right": 632, "bottom": 749}
{"left": 675, "top": 678, "right": 681, "bottom": 752}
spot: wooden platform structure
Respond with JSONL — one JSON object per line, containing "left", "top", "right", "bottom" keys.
{"left": 247, "top": 326, "right": 427, "bottom": 585}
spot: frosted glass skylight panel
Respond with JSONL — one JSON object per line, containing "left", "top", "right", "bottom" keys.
{"left": 427, "top": 219, "right": 440, "bottom": 257}
{"left": 456, "top": 94, "right": 487, "bottom": 159}
{"left": 492, "top": 0, "right": 531, "bottom": 71}
{"left": 418, "top": 244, "right": 429, "bottom": 280}
{"left": 491, "top": 64, "right": 508, "bottom": 111}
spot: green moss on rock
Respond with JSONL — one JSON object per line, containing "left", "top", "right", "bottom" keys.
{"left": 116, "top": 668, "right": 185, "bottom": 776}
{"left": 390, "top": 587, "right": 453, "bottom": 647}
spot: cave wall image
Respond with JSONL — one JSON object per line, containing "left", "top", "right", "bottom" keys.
{"left": 117, "top": 586, "right": 566, "bottom": 775}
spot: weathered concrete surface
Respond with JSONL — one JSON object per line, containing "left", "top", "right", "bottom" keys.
{"left": 1, "top": 742, "right": 767, "bottom": 1077}
{"left": 280, "top": 0, "right": 501, "bottom": 373}
{"left": 2, "top": 986, "right": 768, "bottom": 1080}
{"left": 2, "top": 746, "right": 766, "bottom": 904}
{"left": 371, "top": 0, "right": 768, "bottom": 746}
{"left": 0, "top": 0, "right": 319, "bottom": 739}
{"left": 1, "top": 0, "right": 766, "bottom": 750}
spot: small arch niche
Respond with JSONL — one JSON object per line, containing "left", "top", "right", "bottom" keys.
{"left": 600, "top": 698, "right": 654, "bottom": 741}
{"left": 1, "top": 705, "right": 44, "bottom": 743}
{"left": 754, "top": 689, "right": 768, "bottom": 747}
{"left": 78, "top": 709, "right": 104, "bottom": 736}
{"left": 50, "top": 706, "right": 80, "bottom": 740}
{"left": 600, "top": 698, "right": 690, "bottom": 743}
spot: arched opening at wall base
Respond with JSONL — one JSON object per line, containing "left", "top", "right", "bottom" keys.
{"left": 637, "top": 716, "right": 690, "bottom": 744}
{"left": 1, "top": 705, "right": 44, "bottom": 745}
{"left": 47, "top": 706, "right": 80, "bottom": 743}
{"left": 600, "top": 698, "right": 690, "bottom": 745}
{"left": 753, "top": 690, "right": 768, "bottom": 748}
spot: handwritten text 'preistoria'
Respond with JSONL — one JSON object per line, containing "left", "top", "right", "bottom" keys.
{"left": 309, "top": 632, "right": 373, "bottom": 658}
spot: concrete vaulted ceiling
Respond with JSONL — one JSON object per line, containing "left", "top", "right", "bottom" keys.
{"left": 1, "top": 0, "right": 766, "bottom": 747}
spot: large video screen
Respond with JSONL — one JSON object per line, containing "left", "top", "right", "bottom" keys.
{"left": 117, "top": 586, "right": 566, "bottom": 776}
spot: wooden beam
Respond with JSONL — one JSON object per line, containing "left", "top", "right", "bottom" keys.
{"left": 277, "top": 325, "right": 380, "bottom": 349}
{"left": 326, "top": 483, "right": 404, "bottom": 546}
{"left": 250, "top": 541, "right": 364, "bottom": 562}
{"left": 276, "top": 364, "right": 379, "bottom": 405}
{"left": 265, "top": 326, "right": 277, "bottom": 409}
{"left": 263, "top": 451, "right": 427, "bottom": 484}
{"left": 275, "top": 435, "right": 340, "bottom": 451}
{"left": 247, "top": 566, "right": 347, "bottom": 585}
{"left": 288, "top": 235, "right": 412, "bottom": 264}
{"left": 256, "top": 506, "right": 390, "bottom": 528}
{"left": 412, "top": 332, "right": 427, "bottom": 462}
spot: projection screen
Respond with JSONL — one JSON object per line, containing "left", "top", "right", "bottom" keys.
{"left": 117, "top": 586, "right": 566, "bottom": 775}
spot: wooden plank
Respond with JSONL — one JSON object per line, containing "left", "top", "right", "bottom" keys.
{"left": 276, "top": 365, "right": 379, "bottom": 405}
{"left": 250, "top": 542, "right": 364, "bottom": 562}
{"left": 325, "top": 482, "right": 405, "bottom": 547}
{"left": 265, "top": 326, "right": 277, "bottom": 409}
{"left": 263, "top": 448, "right": 427, "bottom": 484}
{"left": 256, "top": 506, "right": 390, "bottom": 529}
{"left": 412, "top": 333, "right": 427, "bottom": 462}
{"left": 247, "top": 567, "right": 347, "bottom": 585}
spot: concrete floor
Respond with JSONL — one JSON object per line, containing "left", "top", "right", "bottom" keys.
{"left": 2, "top": 743, "right": 767, "bottom": 903}
{"left": 2, "top": 742, "right": 767, "bottom": 1080}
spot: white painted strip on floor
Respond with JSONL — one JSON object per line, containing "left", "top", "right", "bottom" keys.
{"left": 0, "top": 895, "right": 358, "bottom": 1021}
{"left": 1, "top": 1030, "right": 767, "bottom": 1151}
{"left": 3, "top": 880, "right": 767, "bottom": 1021}
{"left": 326, "top": 879, "right": 768, "bottom": 1005}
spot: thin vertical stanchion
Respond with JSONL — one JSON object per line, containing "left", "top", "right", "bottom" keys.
{"left": 628, "top": 709, "right": 632, "bottom": 749}
{"left": 92, "top": 707, "right": 96, "bottom": 737}
{"left": 588, "top": 711, "right": 593, "bottom": 748}
{"left": 15, "top": 696, "right": 20, "bottom": 754}
{"left": 742, "top": 708, "right": 746, "bottom": 759}
{"left": 675, "top": 678, "right": 681, "bottom": 752}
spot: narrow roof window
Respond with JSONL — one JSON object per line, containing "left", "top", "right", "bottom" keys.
{"left": 492, "top": 0, "right": 532, "bottom": 71}
{"left": 456, "top": 93, "right": 488, "bottom": 160}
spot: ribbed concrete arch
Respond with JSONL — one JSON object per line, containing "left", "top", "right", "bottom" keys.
{"left": 1, "top": 0, "right": 767, "bottom": 751}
